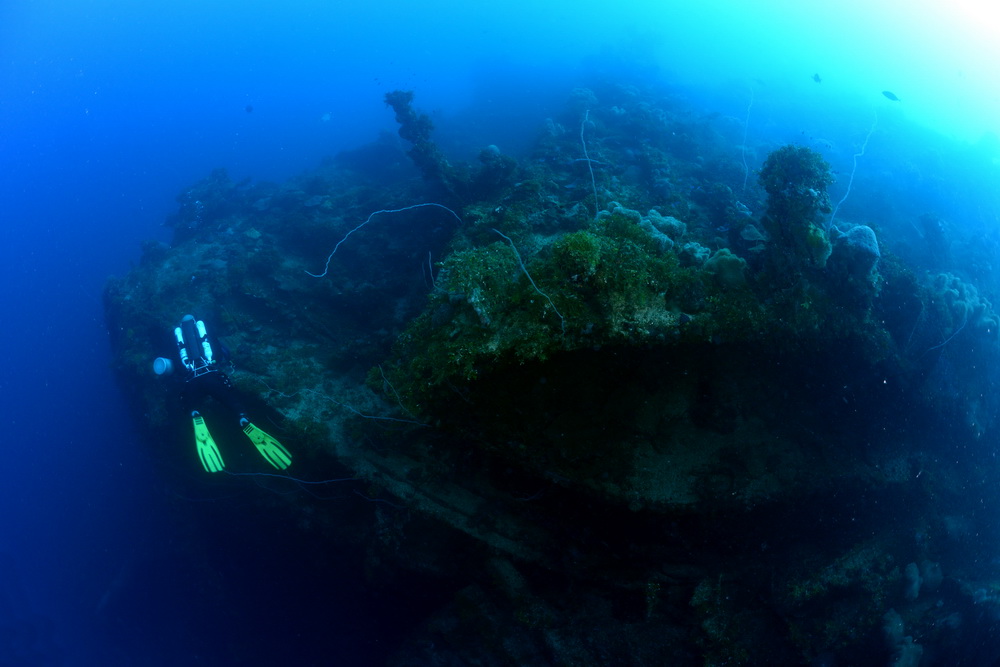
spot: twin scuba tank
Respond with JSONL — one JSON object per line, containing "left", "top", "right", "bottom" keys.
{"left": 152, "top": 314, "right": 216, "bottom": 377}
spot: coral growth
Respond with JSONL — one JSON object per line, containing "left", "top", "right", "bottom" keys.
{"left": 759, "top": 145, "right": 835, "bottom": 272}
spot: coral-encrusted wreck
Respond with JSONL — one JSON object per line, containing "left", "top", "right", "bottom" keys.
{"left": 105, "top": 85, "right": 1000, "bottom": 664}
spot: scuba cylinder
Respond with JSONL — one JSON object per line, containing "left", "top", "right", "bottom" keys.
{"left": 175, "top": 314, "right": 216, "bottom": 376}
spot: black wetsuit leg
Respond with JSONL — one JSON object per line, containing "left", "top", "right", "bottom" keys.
{"left": 181, "top": 372, "right": 247, "bottom": 421}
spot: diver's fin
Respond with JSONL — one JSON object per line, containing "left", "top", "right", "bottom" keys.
{"left": 192, "top": 411, "right": 224, "bottom": 473}
{"left": 242, "top": 422, "right": 292, "bottom": 470}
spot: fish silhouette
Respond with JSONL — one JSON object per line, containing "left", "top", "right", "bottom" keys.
{"left": 882, "top": 91, "right": 900, "bottom": 102}
{"left": 812, "top": 73, "right": 822, "bottom": 83}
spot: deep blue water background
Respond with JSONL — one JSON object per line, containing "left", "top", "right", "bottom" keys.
{"left": 4, "top": 0, "right": 1000, "bottom": 663}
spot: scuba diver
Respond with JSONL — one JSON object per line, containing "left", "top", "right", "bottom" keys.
{"left": 152, "top": 314, "right": 292, "bottom": 473}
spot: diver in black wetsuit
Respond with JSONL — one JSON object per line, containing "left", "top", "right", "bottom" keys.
{"left": 153, "top": 314, "right": 292, "bottom": 473}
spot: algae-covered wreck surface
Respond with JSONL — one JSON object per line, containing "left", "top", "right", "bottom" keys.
{"left": 105, "top": 83, "right": 1000, "bottom": 664}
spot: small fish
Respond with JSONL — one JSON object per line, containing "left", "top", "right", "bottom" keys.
{"left": 882, "top": 90, "right": 900, "bottom": 102}
{"left": 812, "top": 73, "right": 822, "bottom": 84}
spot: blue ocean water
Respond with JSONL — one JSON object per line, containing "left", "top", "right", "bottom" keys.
{"left": 4, "top": 0, "right": 1000, "bottom": 663}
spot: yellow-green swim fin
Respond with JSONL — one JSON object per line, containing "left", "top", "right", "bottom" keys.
{"left": 192, "top": 411, "right": 224, "bottom": 473}
{"left": 242, "top": 422, "right": 292, "bottom": 470}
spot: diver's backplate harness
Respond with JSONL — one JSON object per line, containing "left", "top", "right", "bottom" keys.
{"left": 175, "top": 315, "right": 216, "bottom": 379}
